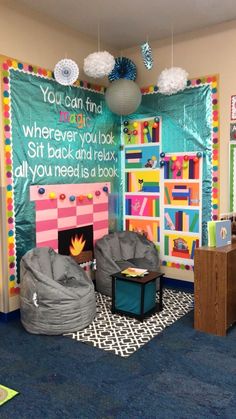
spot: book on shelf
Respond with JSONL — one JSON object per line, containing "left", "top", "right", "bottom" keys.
{"left": 207, "top": 220, "right": 232, "bottom": 247}
{"left": 121, "top": 267, "right": 148, "bottom": 277}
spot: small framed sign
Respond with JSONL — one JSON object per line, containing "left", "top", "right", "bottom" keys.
{"left": 231, "top": 95, "right": 236, "bottom": 120}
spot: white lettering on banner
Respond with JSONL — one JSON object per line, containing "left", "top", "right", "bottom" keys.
{"left": 22, "top": 123, "right": 78, "bottom": 142}
{"left": 64, "top": 96, "right": 83, "bottom": 109}
{"left": 47, "top": 143, "right": 74, "bottom": 159}
{"left": 40, "top": 86, "right": 62, "bottom": 105}
{"left": 79, "top": 131, "right": 114, "bottom": 147}
{"left": 14, "top": 161, "right": 119, "bottom": 182}
{"left": 39, "top": 85, "right": 103, "bottom": 115}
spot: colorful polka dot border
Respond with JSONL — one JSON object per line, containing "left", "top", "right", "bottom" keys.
{"left": 142, "top": 76, "right": 219, "bottom": 272}
{"left": 161, "top": 261, "right": 194, "bottom": 271}
{"left": 2, "top": 58, "right": 106, "bottom": 296}
{"left": 2, "top": 59, "right": 105, "bottom": 94}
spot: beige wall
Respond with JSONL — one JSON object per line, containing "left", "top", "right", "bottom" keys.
{"left": 0, "top": 0, "right": 117, "bottom": 83}
{"left": 124, "top": 20, "right": 236, "bottom": 214}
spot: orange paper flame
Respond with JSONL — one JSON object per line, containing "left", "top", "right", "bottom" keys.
{"left": 69, "top": 234, "right": 86, "bottom": 256}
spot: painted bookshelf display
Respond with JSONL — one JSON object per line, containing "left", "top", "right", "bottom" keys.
{"left": 123, "top": 117, "right": 161, "bottom": 248}
{"left": 160, "top": 153, "right": 202, "bottom": 269}
{"left": 123, "top": 117, "right": 203, "bottom": 276}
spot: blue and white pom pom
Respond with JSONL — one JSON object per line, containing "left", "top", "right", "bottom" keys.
{"left": 108, "top": 57, "right": 137, "bottom": 82}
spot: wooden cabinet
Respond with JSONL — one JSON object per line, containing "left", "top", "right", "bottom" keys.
{"left": 194, "top": 244, "right": 236, "bottom": 336}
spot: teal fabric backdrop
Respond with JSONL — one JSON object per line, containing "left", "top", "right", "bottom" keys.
{"left": 129, "top": 84, "right": 212, "bottom": 244}
{"left": 10, "top": 69, "right": 122, "bottom": 273}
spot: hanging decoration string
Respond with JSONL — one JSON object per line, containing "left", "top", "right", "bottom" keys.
{"left": 83, "top": 19, "right": 115, "bottom": 78}
{"left": 171, "top": 26, "right": 174, "bottom": 67}
{"left": 157, "top": 25, "right": 188, "bottom": 95}
{"left": 97, "top": 22, "right": 100, "bottom": 52}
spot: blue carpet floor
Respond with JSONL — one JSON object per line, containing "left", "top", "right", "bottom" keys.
{"left": 0, "top": 305, "right": 236, "bottom": 418}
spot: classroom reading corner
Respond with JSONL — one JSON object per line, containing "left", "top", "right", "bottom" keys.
{"left": 0, "top": 1, "right": 235, "bottom": 416}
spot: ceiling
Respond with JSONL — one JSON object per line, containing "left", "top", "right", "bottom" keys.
{"left": 15, "top": 0, "right": 236, "bottom": 49}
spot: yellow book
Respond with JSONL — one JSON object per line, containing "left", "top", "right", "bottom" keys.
{"left": 121, "top": 267, "right": 148, "bottom": 277}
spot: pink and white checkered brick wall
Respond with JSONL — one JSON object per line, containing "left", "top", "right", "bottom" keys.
{"left": 30, "top": 182, "right": 110, "bottom": 252}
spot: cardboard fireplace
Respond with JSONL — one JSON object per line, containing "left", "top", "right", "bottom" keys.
{"left": 30, "top": 182, "right": 110, "bottom": 263}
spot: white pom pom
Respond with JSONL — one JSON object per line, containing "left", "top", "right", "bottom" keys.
{"left": 83, "top": 51, "right": 115, "bottom": 79}
{"left": 157, "top": 67, "right": 188, "bottom": 95}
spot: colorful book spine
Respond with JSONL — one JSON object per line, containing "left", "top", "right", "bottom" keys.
{"left": 178, "top": 211, "right": 183, "bottom": 231}
{"left": 207, "top": 221, "right": 216, "bottom": 247}
{"left": 172, "top": 250, "right": 190, "bottom": 259}
{"left": 194, "top": 158, "right": 199, "bottom": 179}
{"left": 169, "top": 160, "right": 172, "bottom": 179}
{"left": 182, "top": 213, "right": 189, "bottom": 231}
{"left": 125, "top": 152, "right": 142, "bottom": 159}
{"left": 175, "top": 211, "right": 179, "bottom": 231}
{"left": 125, "top": 199, "right": 132, "bottom": 215}
{"left": 165, "top": 186, "right": 171, "bottom": 204}
{"left": 164, "top": 235, "right": 169, "bottom": 255}
{"left": 139, "top": 197, "right": 148, "bottom": 216}
{"left": 155, "top": 199, "right": 160, "bottom": 217}
{"left": 165, "top": 212, "right": 175, "bottom": 230}
{"left": 190, "top": 240, "right": 196, "bottom": 259}
{"left": 189, "top": 159, "right": 194, "bottom": 179}
{"left": 142, "top": 185, "right": 159, "bottom": 192}
{"left": 164, "top": 161, "right": 169, "bottom": 179}
{"left": 189, "top": 212, "right": 199, "bottom": 232}
{"left": 126, "top": 163, "right": 143, "bottom": 169}
{"left": 146, "top": 128, "right": 152, "bottom": 143}
{"left": 183, "top": 161, "right": 188, "bottom": 179}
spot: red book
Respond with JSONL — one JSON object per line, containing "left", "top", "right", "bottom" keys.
{"left": 172, "top": 250, "right": 190, "bottom": 258}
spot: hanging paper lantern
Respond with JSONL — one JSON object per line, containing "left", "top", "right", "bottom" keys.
{"left": 105, "top": 79, "right": 141, "bottom": 116}
{"left": 54, "top": 59, "right": 79, "bottom": 86}
{"left": 49, "top": 192, "right": 56, "bottom": 199}
{"left": 103, "top": 186, "right": 108, "bottom": 192}
{"left": 59, "top": 194, "right": 66, "bottom": 200}
{"left": 83, "top": 51, "right": 115, "bottom": 79}
{"left": 157, "top": 67, "right": 188, "bottom": 95}
{"left": 108, "top": 57, "right": 137, "bottom": 82}
{"left": 140, "top": 42, "right": 153, "bottom": 70}
{"left": 69, "top": 195, "right": 75, "bottom": 201}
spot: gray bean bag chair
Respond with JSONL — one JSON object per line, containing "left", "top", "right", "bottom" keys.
{"left": 95, "top": 231, "right": 160, "bottom": 296}
{"left": 20, "top": 247, "right": 96, "bottom": 335}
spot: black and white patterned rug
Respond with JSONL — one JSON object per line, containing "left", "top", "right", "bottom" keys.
{"left": 65, "top": 289, "right": 194, "bottom": 358}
